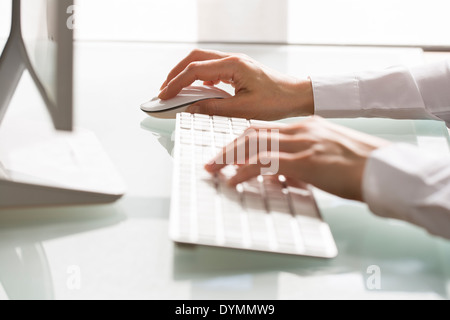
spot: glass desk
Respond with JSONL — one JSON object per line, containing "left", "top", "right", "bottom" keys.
{"left": 0, "top": 42, "right": 449, "bottom": 300}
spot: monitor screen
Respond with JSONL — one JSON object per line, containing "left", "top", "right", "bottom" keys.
{"left": 21, "top": 0, "right": 74, "bottom": 131}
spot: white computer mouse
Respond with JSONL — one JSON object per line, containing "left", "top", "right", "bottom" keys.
{"left": 140, "top": 85, "right": 232, "bottom": 119}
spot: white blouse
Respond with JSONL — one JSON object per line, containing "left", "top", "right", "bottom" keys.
{"left": 310, "top": 60, "right": 450, "bottom": 239}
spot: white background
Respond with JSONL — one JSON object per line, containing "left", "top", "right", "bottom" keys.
{"left": 1, "top": 0, "right": 450, "bottom": 47}
{"left": 0, "top": 0, "right": 11, "bottom": 39}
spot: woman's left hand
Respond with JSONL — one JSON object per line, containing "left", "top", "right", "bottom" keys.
{"left": 205, "top": 116, "right": 391, "bottom": 201}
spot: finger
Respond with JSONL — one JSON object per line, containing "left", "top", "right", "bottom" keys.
{"left": 205, "top": 129, "right": 258, "bottom": 173}
{"left": 203, "top": 80, "right": 234, "bottom": 86}
{"left": 278, "top": 133, "right": 320, "bottom": 153}
{"left": 159, "top": 57, "right": 238, "bottom": 100}
{"left": 231, "top": 151, "right": 316, "bottom": 186}
{"left": 227, "top": 164, "right": 262, "bottom": 186}
{"left": 186, "top": 96, "right": 257, "bottom": 119}
{"left": 205, "top": 129, "right": 282, "bottom": 173}
{"left": 278, "top": 118, "right": 315, "bottom": 135}
{"left": 203, "top": 80, "right": 221, "bottom": 86}
{"left": 227, "top": 152, "right": 288, "bottom": 186}
{"left": 237, "top": 128, "right": 316, "bottom": 155}
{"left": 284, "top": 177, "right": 308, "bottom": 190}
{"left": 160, "top": 49, "right": 229, "bottom": 90}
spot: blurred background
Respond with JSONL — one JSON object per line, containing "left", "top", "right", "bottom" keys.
{"left": 1, "top": 0, "right": 450, "bottom": 49}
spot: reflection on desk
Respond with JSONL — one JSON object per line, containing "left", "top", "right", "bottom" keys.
{"left": 172, "top": 214, "right": 449, "bottom": 299}
{"left": 0, "top": 204, "right": 125, "bottom": 300}
{"left": 140, "top": 116, "right": 176, "bottom": 157}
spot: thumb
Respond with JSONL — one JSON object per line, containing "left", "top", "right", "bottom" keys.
{"left": 186, "top": 97, "right": 250, "bottom": 118}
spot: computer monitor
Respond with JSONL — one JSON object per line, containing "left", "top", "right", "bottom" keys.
{"left": 0, "top": 0, "right": 72, "bottom": 130}
{"left": 0, "top": 0, "right": 125, "bottom": 208}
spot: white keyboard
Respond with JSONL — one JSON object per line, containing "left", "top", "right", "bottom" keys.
{"left": 170, "top": 113, "right": 338, "bottom": 258}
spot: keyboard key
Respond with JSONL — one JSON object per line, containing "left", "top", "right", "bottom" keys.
{"left": 180, "top": 120, "right": 193, "bottom": 129}
{"left": 302, "top": 232, "right": 326, "bottom": 251}
{"left": 194, "top": 132, "right": 210, "bottom": 145}
{"left": 213, "top": 124, "right": 230, "bottom": 134}
{"left": 197, "top": 227, "right": 217, "bottom": 244}
{"left": 232, "top": 123, "right": 249, "bottom": 130}
{"left": 193, "top": 113, "right": 211, "bottom": 120}
{"left": 271, "top": 214, "right": 295, "bottom": 246}
{"left": 231, "top": 118, "right": 249, "bottom": 125}
{"left": 288, "top": 187, "right": 320, "bottom": 219}
{"left": 296, "top": 216, "right": 322, "bottom": 232}
{"left": 242, "top": 181, "right": 260, "bottom": 195}
{"left": 198, "top": 215, "right": 215, "bottom": 230}
{"left": 193, "top": 122, "right": 211, "bottom": 132}
{"left": 223, "top": 220, "right": 243, "bottom": 243}
{"left": 180, "top": 112, "right": 192, "bottom": 118}
{"left": 267, "top": 198, "right": 290, "bottom": 214}
{"left": 233, "top": 129, "right": 246, "bottom": 136}
{"left": 249, "top": 230, "right": 270, "bottom": 249}
{"left": 212, "top": 115, "right": 229, "bottom": 123}
{"left": 249, "top": 120, "right": 270, "bottom": 126}
{"left": 181, "top": 134, "right": 193, "bottom": 145}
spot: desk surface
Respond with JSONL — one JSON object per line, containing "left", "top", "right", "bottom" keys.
{"left": 1, "top": 42, "right": 450, "bottom": 300}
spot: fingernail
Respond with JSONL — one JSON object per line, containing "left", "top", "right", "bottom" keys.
{"left": 227, "top": 175, "right": 238, "bottom": 187}
{"left": 158, "top": 87, "right": 168, "bottom": 99}
{"left": 187, "top": 105, "right": 200, "bottom": 114}
{"left": 205, "top": 159, "right": 217, "bottom": 170}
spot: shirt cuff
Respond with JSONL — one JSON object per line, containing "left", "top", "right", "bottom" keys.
{"left": 310, "top": 73, "right": 361, "bottom": 118}
{"left": 310, "top": 66, "right": 438, "bottom": 120}
{"left": 363, "top": 144, "right": 418, "bottom": 222}
{"left": 410, "top": 60, "right": 450, "bottom": 125}
{"left": 362, "top": 143, "right": 448, "bottom": 222}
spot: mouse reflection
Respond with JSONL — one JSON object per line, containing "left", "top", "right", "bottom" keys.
{"left": 140, "top": 116, "right": 176, "bottom": 157}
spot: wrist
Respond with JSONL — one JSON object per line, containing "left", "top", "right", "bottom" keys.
{"left": 356, "top": 140, "right": 392, "bottom": 201}
{"left": 286, "top": 78, "right": 315, "bottom": 117}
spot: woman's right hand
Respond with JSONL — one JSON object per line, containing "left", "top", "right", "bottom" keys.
{"left": 158, "top": 49, "right": 315, "bottom": 120}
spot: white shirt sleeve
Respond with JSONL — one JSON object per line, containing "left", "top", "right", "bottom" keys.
{"left": 311, "top": 60, "right": 450, "bottom": 126}
{"left": 310, "top": 60, "right": 450, "bottom": 239}
{"left": 363, "top": 144, "right": 450, "bottom": 239}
